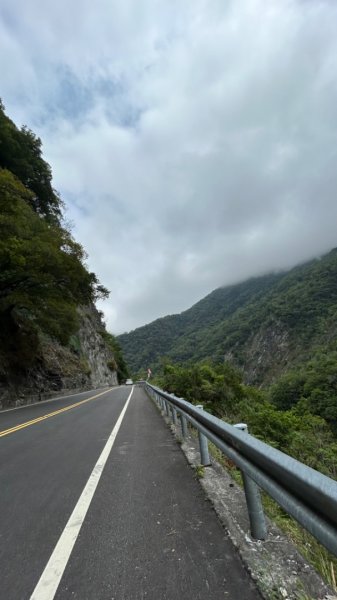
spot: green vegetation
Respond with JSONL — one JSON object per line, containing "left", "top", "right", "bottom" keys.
{"left": 100, "top": 331, "right": 130, "bottom": 383}
{"left": 118, "top": 272, "right": 283, "bottom": 374}
{"left": 157, "top": 361, "right": 337, "bottom": 479}
{"left": 0, "top": 99, "right": 61, "bottom": 223}
{"left": 0, "top": 101, "right": 127, "bottom": 380}
{"left": 157, "top": 360, "right": 337, "bottom": 588}
{"left": 194, "top": 464, "right": 205, "bottom": 479}
{"left": 270, "top": 348, "right": 337, "bottom": 429}
{"left": 118, "top": 249, "right": 337, "bottom": 389}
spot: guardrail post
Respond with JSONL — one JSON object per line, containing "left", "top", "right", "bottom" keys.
{"left": 196, "top": 405, "right": 211, "bottom": 466}
{"left": 180, "top": 413, "right": 188, "bottom": 438}
{"left": 234, "top": 423, "right": 267, "bottom": 540}
{"left": 165, "top": 400, "right": 170, "bottom": 418}
{"left": 172, "top": 406, "right": 178, "bottom": 426}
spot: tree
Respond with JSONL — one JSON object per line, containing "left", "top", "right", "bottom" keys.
{"left": 0, "top": 168, "right": 109, "bottom": 367}
{"left": 0, "top": 104, "right": 62, "bottom": 222}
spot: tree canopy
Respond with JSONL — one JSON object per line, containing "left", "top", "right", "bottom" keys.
{"left": 158, "top": 360, "right": 337, "bottom": 480}
{"left": 0, "top": 101, "right": 61, "bottom": 223}
{"left": 0, "top": 102, "right": 110, "bottom": 372}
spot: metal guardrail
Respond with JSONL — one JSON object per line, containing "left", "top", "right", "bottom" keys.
{"left": 144, "top": 382, "right": 337, "bottom": 557}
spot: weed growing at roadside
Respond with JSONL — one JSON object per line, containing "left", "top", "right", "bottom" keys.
{"left": 195, "top": 464, "right": 205, "bottom": 478}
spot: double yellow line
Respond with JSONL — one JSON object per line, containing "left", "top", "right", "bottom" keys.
{"left": 0, "top": 388, "right": 114, "bottom": 438}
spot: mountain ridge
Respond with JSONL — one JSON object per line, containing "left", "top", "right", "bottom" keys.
{"left": 118, "top": 248, "right": 337, "bottom": 385}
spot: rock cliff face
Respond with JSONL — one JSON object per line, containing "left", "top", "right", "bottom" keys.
{"left": 77, "top": 306, "right": 118, "bottom": 388}
{"left": 225, "top": 319, "right": 292, "bottom": 386}
{"left": 0, "top": 305, "right": 118, "bottom": 409}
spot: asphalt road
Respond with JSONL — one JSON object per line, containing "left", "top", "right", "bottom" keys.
{"left": 0, "top": 385, "right": 261, "bottom": 600}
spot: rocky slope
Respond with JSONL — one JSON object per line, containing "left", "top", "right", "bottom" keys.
{"left": 0, "top": 305, "right": 118, "bottom": 409}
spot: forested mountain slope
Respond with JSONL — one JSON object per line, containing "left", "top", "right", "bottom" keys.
{"left": 118, "top": 248, "right": 337, "bottom": 385}
{"left": 0, "top": 101, "right": 127, "bottom": 407}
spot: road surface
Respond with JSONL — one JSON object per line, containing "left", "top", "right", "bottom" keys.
{"left": 0, "top": 385, "right": 261, "bottom": 599}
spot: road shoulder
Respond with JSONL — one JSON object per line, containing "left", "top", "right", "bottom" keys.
{"left": 156, "top": 394, "right": 337, "bottom": 600}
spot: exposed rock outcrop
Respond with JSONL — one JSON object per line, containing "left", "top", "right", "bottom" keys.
{"left": 225, "top": 319, "right": 292, "bottom": 386}
{"left": 0, "top": 305, "right": 118, "bottom": 409}
{"left": 77, "top": 305, "right": 118, "bottom": 388}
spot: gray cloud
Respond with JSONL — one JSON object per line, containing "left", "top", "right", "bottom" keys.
{"left": 1, "top": 0, "right": 337, "bottom": 332}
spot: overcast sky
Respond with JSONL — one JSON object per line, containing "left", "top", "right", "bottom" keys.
{"left": 1, "top": 0, "right": 337, "bottom": 333}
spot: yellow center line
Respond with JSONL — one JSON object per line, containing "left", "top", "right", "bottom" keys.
{"left": 0, "top": 388, "right": 114, "bottom": 438}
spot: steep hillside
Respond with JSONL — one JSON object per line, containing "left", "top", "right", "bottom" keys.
{"left": 118, "top": 249, "right": 337, "bottom": 384}
{"left": 0, "top": 101, "right": 126, "bottom": 407}
{"left": 118, "top": 273, "right": 282, "bottom": 372}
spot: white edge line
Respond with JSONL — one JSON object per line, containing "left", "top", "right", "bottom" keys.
{"left": 30, "top": 386, "right": 134, "bottom": 600}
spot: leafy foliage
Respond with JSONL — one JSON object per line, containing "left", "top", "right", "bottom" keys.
{"left": 0, "top": 101, "right": 61, "bottom": 223}
{"left": 160, "top": 361, "right": 244, "bottom": 416}
{"left": 270, "top": 348, "right": 337, "bottom": 428}
{"left": 158, "top": 359, "right": 337, "bottom": 585}
{"left": 100, "top": 331, "right": 130, "bottom": 383}
{"left": 158, "top": 361, "right": 337, "bottom": 479}
{"left": 0, "top": 168, "right": 108, "bottom": 367}
{"left": 0, "top": 102, "right": 110, "bottom": 374}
